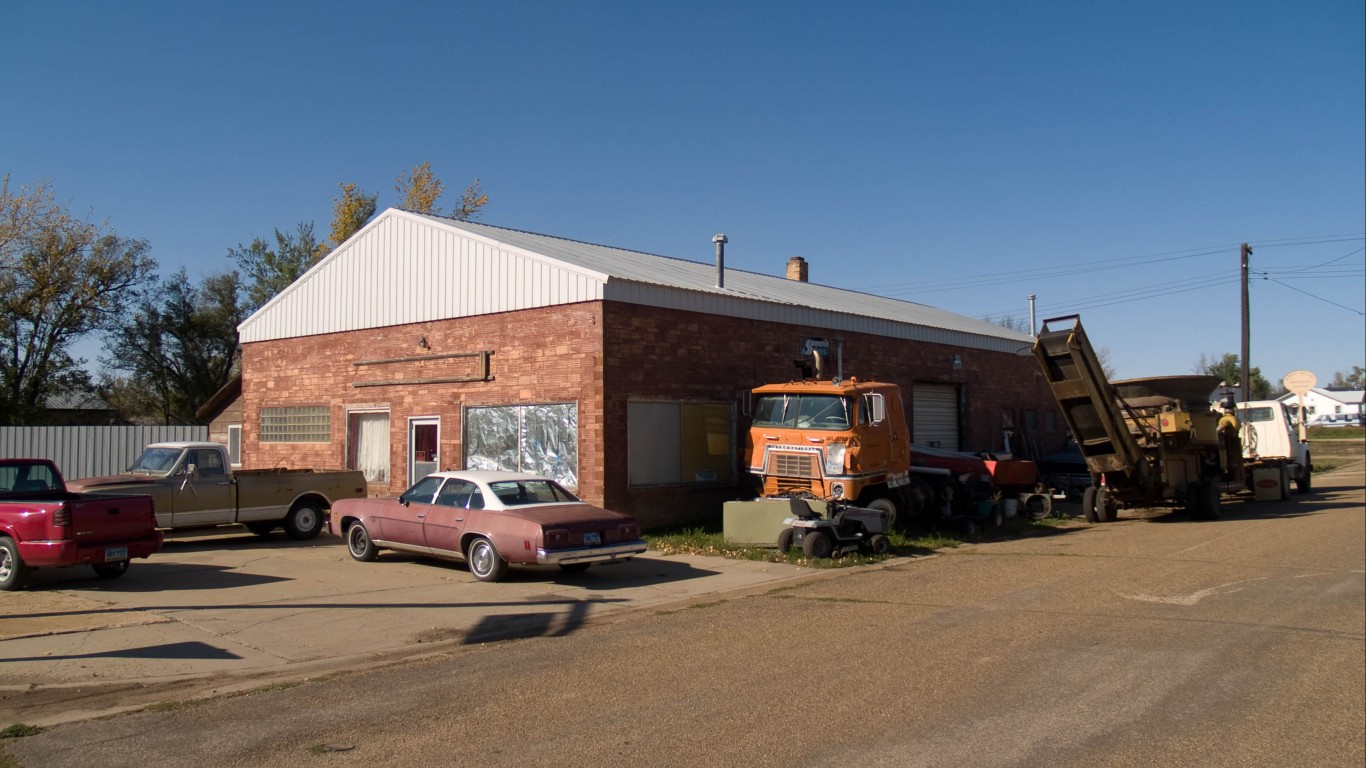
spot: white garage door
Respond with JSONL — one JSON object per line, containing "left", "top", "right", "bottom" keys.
{"left": 914, "top": 383, "right": 960, "bottom": 450}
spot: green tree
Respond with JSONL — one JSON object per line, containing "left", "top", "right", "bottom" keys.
{"left": 1330, "top": 366, "right": 1364, "bottom": 390}
{"left": 1195, "top": 352, "right": 1273, "bottom": 400}
{"left": 0, "top": 177, "right": 157, "bottom": 424}
{"left": 101, "top": 270, "right": 245, "bottom": 424}
{"left": 228, "top": 222, "right": 322, "bottom": 312}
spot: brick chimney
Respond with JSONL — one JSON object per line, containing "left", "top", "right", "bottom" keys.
{"left": 786, "top": 256, "right": 808, "bottom": 282}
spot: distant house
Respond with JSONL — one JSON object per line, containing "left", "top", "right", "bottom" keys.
{"left": 41, "top": 390, "right": 120, "bottom": 426}
{"left": 196, "top": 374, "right": 243, "bottom": 467}
{"left": 1278, "top": 387, "right": 1365, "bottom": 424}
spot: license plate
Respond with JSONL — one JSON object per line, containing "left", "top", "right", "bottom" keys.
{"left": 583, "top": 532, "right": 601, "bottom": 546}
{"left": 104, "top": 546, "right": 128, "bottom": 562}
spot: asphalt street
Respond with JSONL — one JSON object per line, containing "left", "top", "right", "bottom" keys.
{"left": 3, "top": 465, "right": 1363, "bottom": 768}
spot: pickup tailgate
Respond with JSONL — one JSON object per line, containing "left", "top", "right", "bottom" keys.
{"left": 66, "top": 494, "right": 159, "bottom": 544}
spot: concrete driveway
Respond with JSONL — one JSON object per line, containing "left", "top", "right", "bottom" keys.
{"left": 0, "top": 528, "right": 819, "bottom": 724}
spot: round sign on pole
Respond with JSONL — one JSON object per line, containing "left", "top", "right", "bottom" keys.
{"left": 1282, "top": 370, "right": 1317, "bottom": 395}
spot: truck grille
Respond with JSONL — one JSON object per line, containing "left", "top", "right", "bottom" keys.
{"left": 766, "top": 451, "right": 820, "bottom": 479}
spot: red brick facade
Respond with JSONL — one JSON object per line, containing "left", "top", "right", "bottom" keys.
{"left": 241, "top": 299, "right": 1063, "bottom": 529}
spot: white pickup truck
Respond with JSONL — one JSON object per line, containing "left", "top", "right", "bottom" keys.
{"left": 1237, "top": 400, "right": 1312, "bottom": 496}
{"left": 67, "top": 442, "right": 367, "bottom": 540}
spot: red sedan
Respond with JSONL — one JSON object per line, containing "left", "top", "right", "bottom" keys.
{"left": 328, "top": 471, "right": 647, "bottom": 582}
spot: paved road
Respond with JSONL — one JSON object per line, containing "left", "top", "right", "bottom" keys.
{"left": 5, "top": 467, "right": 1363, "bottom": 767}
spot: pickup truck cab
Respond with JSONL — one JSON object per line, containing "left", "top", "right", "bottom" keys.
{"left": 1, "top": 458, "right": 162, "bottom": 591}
{"left": 67, "top": 442, "right": 367, "bottom": 540}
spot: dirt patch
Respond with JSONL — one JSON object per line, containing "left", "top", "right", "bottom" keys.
{"left": 0, "top": 591, "right": 169, "bottom": 641}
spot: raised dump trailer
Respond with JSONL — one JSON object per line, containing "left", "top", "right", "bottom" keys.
{"left": 1032, "top": 315, "right": 1245, "bottom": 522}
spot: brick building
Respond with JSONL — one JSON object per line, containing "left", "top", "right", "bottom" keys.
{"left": 235, "top": 209, "right": 1063, "bottom": 528}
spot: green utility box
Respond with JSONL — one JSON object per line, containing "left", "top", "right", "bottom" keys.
{"left": 722, "top": 498, "right": 825, "bottom": 546}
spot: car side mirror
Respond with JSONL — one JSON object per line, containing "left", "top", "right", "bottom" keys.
{"left": 398, "top": 493, "right": 409, "bottom": 506}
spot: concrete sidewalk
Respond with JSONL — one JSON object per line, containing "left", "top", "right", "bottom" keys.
{"left": 0, "top": 533, "right": 823, "bottom": 725}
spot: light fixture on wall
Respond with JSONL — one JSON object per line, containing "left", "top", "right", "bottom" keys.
{"left": 418, "top": 336, "right": 430, "bottom": 350}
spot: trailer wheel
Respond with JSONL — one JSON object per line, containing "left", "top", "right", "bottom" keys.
{"left": 802, "top": 530, "right": 834, "bottom": 559}
{"left": 776, "top": 528, "right": 795, "bottom": 554}
{"left": 1096, "top": 487, "right": 1116, "bottom": 523}
{"left": 1082, "top": 487, "right": 1099, "bottom": 524}
{"left": 1297, "top": 456, "right": 1311, "bottom": 493}
{"left": 868, "top": 533, "right": 891, "bottom": 555}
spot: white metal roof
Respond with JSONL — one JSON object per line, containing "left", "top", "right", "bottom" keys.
{"left": 238, "top": 208, "right": 1032, "bottom": 354}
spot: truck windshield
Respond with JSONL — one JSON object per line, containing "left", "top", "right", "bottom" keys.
{"left": 128, "top": 448, "right": 183, "bottom": 474}
{"left": 752, "top": 394, "right": 852, "bottom": 430}
{"left": 1238, "top": 407, "right": 1275, "bottom": 423}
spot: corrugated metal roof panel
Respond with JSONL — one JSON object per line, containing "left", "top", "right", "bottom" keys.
{"left": 239, "top": 209, "right": 1031, "bottom": 354}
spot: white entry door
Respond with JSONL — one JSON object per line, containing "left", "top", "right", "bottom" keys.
{"left": 408, "top": 417, "right": 440, "bottom": 486}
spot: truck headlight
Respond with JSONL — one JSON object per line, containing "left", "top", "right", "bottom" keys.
{"left": 824, "top": 443, "right": 846, "bottom": 475}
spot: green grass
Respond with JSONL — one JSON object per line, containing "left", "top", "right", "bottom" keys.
{"left": 644, "top": 515, "right": 1066, "bottom": 567}
{"left": 0, "top": 725, "right": 40, "bottom": 740}
{"left": 1306, "top": 425, "right": 1365, "bottom": 440}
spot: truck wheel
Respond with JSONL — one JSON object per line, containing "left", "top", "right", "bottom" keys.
{"left": 776, "top": 527, "right": 795, "bottom": 554}
{"left": 802, "top": 530, "right": 834, "bottom": 559}
{"left": 865, "top": 497, "right": 897, "bottom": 530}
{"left": 283, "top": 502, "right": 325, "bottom": 541}
{"left": 347, "top": 521, "right": 379, "bottom": 562}
{"left": 868, "top": 533, "right": 891, "bottom": 555}
{"left": 1096, "top": 487, "right": 1116, "bottom": 523}
{"left": 1279, "top": 466, "right": 1290, "bottom": 501}
{"left": 0, "top": 538, "right": 30, "bottom": 591}
{"left": 1198, "top": 480, "right": 1221, "bottom": 520}
{"left": 467, "top": 537, "right": 508, "bottom": 582}
{"left": 1297, "top": 458, "right": 1311, "bottom": 493}
{"left": 1184, "top": 482, "right": 1201, "bottom": 517}
{"left": 1082, "top": 487, "right": 1099, "bottom": 524}
{"left": 92, "top": 560, "right": 130, "bottom": 579}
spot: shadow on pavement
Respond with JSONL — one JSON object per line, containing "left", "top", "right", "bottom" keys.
{"left": 6, "top": 641, "right": 243, "bottom": 664}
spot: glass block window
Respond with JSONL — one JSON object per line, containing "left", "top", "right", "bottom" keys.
{"left": 260, "top": 406, "right": 331, "bottom": 443}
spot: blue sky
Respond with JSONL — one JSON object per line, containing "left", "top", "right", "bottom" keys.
{"left": 5, "top": 1, "right": 1363, "bottom": 388}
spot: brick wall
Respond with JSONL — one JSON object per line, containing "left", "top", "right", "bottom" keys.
{"left": 240, "top": 302, "right": 606, "bottom": 501}
{"left": 241, "top": 299, "right": 1062, "bottom": 530}
{"left": 601, "top": 302, "right": 1064, "bottom": 527}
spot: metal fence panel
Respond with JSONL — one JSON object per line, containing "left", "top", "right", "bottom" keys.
{"left": 0, "top": 426, "right": 209, "bottom": 480}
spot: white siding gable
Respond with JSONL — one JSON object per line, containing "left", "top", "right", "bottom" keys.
{"left": 239, "top": 210, "right": 606, "bottom": 343}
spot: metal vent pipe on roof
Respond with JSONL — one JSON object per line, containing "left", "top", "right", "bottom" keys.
{"left": 713, "top": 234, "right": 727, "bottom": 289}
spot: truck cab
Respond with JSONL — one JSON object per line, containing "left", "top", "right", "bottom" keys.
{"left": 1237, "top": 400, "right": 1312, "bottom": 493}
{"left": 745, "top": 378, "right": 911, "bottom": 516}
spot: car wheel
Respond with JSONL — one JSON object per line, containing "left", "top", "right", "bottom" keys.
{"left": 467, "top": 537, "right": 508, "bottom": 582}
{"left": 802, "top": 530, "right": 834, "bottom": 559}
{"left": 559, "top": 562, "right": 591, "bottom": 574}
{"left": 776, "top": 527, "right": 795, "bottom": 554}
{"left": 1082, "top": 486, "right": 1099, "bottom": 524}
{"left": 245, "top": 522, "right": 276, "bottom": 536}
{"left": 283, "top": 502, "right": 324, "bottom": 541}
{"left": 0, "top": 538, "right": 30, "bottom": 591}
{"left": 92, "top": 560, "right": 130, "bottom": 579}
{"left": 347, "top": 521, "right": 379, "bottom": 562}
{"left": 868, "top": 533, "right": 891, "bottom": 555}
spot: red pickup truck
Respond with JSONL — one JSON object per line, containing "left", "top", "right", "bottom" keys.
{"left": 0, "top": 458, "right": 163, "bottom": 591}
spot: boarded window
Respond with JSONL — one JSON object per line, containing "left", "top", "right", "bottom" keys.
{"left": 464, "top": 403, "right": 578, "bottom": 489}
{"left": 628, "top": 401, "right": 733, "bottom": 487}
{"left": 260, "top": 406, "right": 331, "bottom": 443}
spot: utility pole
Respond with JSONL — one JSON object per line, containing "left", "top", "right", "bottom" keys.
{"left": 1240, "top": 242, "right": 1252, "bottom": 402}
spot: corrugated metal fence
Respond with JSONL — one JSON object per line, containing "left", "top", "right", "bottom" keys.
{"left": 0, "top": 426, "right": 209, "bottom": 480}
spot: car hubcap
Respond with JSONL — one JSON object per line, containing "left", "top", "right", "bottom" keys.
{"left": 0, "top": 552, "right": 11, "bottom": 580}
{"left": 350, "top": 528, "right": 367, "bottom": 554}
{"left": 472, "top": 543, "right": 490, "bottom": 575}
{"left": 297, "top": 509, "right": 317, "bottom": 530}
